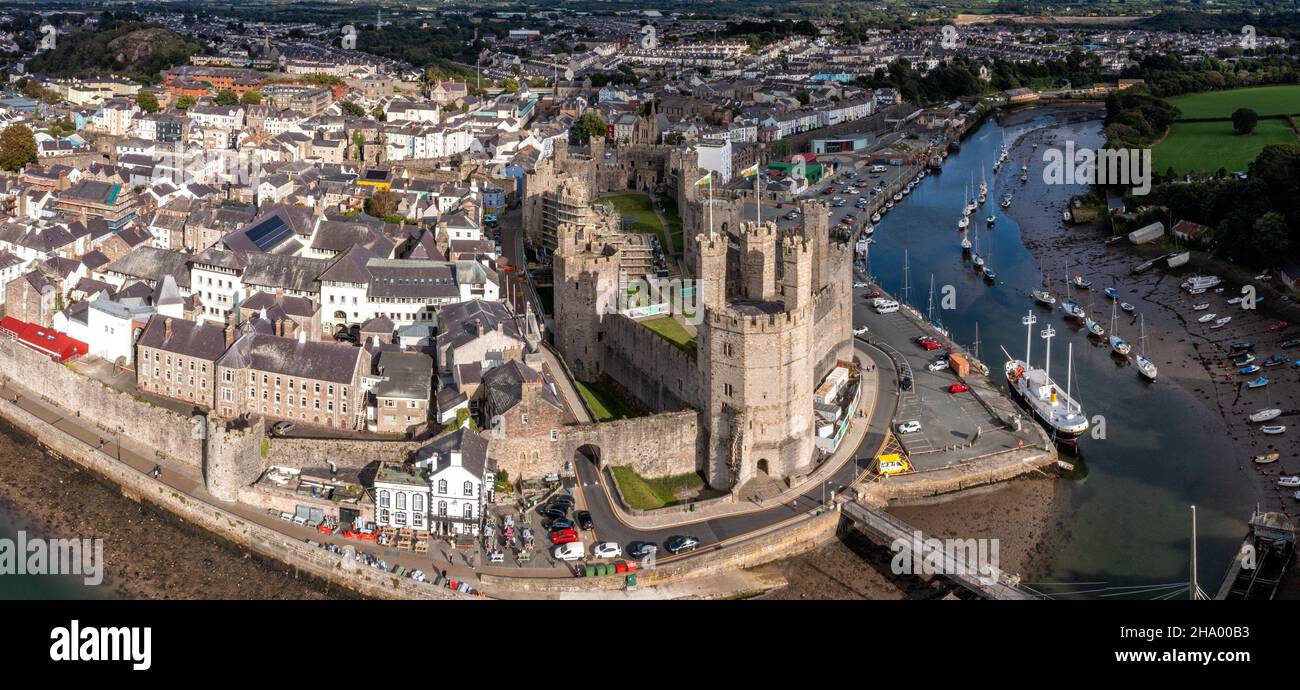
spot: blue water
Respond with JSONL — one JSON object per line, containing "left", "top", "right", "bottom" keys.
{"left": 865, "top": 110, "right": 1257, "bottom": 597}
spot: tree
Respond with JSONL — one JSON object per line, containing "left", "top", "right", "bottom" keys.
{"left": 240, "top": 89, "right": 261, "bottom": 105}
{"left": 1232, "top": 107, "right": 1258, "bottom": 135}
{"left": 135, "top": 91, "right": 159, "bottom": 113}
{"left": 365, "top": 190, "right": 400, "bottom": 218}
{"left": 213, "top": 89, "right": 239, "bottom": 106}
{"left": 795, "top": 91, "right": 811, "bottom": 106}
{"left": 175, "top": 94, "right": 195, "bottom": 110}
{"left": 572, "top": 111, "right": 607, "bottom": 144}
{"left": 352, "top": 131, "right": 365, "bottom": 161}
{"left": 1252, "top": 212, "right": 1291, "bottom": 265}
{"left": 372, "top": 106, "right": 385, "bottom": 121}
{"left": 0, "top": 124, "right": 37, "bottom": 172}
{"left": 500, "top": 78, "right": 519, "bottom": 94}
{"left": 340, "top": 101, "right": 366, "bottom": 118}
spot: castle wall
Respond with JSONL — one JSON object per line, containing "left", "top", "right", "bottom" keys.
{"left": 600, "top": 314, "right": 699, "bottom": 412}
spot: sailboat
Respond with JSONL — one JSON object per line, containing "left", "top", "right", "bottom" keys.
{"left": 1085, "top": 295, "right": 1106, "bottom": 337}
{"left": 1109, "top": 302, "right": 1131, "bottom": 356}
{"left": 1004, "top": 312, "right": 1089, "bottom": 444}
{"left": 1032, "top": 270, "right": 1055, "bottom": 306}
{"left": 960, "top": 232, "right": 971, "bottom": 252}
{"left": 1136, "top": 314, "right": 1157, "bottom": 381}
{"left": 926, "top": 275, "right": 948, "bottom": 336}
{"left": 972, "top": 230, "right": 984, "bottom": 269}
{"left": 978, "top": 166, "right": 988, "bottom": 205}
{"left": 964, "top": 176, "right": 978, "bottom": 216}
{"left": 1000, "top": 192, "right": 1012, "bottom": 209}
{"left": 982, "top": 242, "right": 996, "bottom": 282}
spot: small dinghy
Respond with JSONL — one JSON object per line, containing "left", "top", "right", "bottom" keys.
{"left": 1253, "top": 452, "right": 1280, "bottom": 464}
{"left": 1248, "top": 376, "right": 1271, "bottom": 388}
{"left": 1105, "top": 287, "right": 1120, "bottom": 300}
{"left": 1086, "top": 318, "right": 1105, "bottom": 337}
{"left": 1073, "top": 275, "right": 1092, "bottom": 290}
{"left": 1264, "top": 354, "right": 1287, "bottom": 367}
{"left": 1250, "top": 408, "right": 1282, "bottom": 422}
{"left": 1240, "top": 364, "right": 1261, "bottom": 375}
{"left": 1033, "top": 290, "right": 1056, "bottom": 306}
{"left": 1120, "top": 302, "right": 1135, "bottom": 314}
{"left": 1262, "top": 425, "right": 1287, "bottom": 435}
{"left": 1233, "top": 353, "right": 1256, "bottom": 366}
{"left": 1192, "top": 303, "right": 1210, "bottom": 311}
{"left": 1211, "top": 317, "right": 1232, "bottom": 329}
{"left": 1278, "top": 475, "right": 1300, "bottom": 487}
{"left": 1198, "top": 312, "right": 1217, "bottom": 323}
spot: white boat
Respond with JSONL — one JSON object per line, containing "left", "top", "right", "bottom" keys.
{"left": 1136, "top": 315, "right": 1157, "bottom": 381}
{"left": 1198, "top": 312, "right": 1217, "bottom": 323}
{"left": 871, "top": 212, "right": 881, "bottom": 223}
{"left": 1063, "top": 209, "right": 1072, "bottom": 222}
{"left": 973, "top": 254, "right": 984, "bottom": 269}
{"left": 986, "top": 215, "right": 996, "bottom": 225}
{"left": 1166, "top": 252, "right": 1190, "bottom": 269}
{"left": 957, "top": 215, "right": 970, "bottom": 230}
{"left": 1109, "top": 303, "right": 1130, "bottom": 356}
{"left": 1000, "top": 193, "right": 1012, "bottom": 209}
{"left": 960, "top": 235, "right": 971, "bottom": 251}
{"left": 893, "top": 192, "right": 903, "bottom": 202}
{"left": 1249, "top": 409, "right": 1282, "bottom": 423}
{"left": 1187, "top": 287, "right": 1206, "bottom": 295}
{"left": 1085, "top": 317, "right": 1105, "bottom": 337}
{"left": 1033, "top": 289, "right": 1056, "bottom": 306}
{"left": 1211, "top": 316, "right": 1232, "bottom": 329}
{"left": 1181, "top": 275, "right": 1222, "bottom": 293}
{"left": 1280, "top": 476, "right": 1300, "bottom": 488}
{"left": 1004, "top": 313, "right": 1089, "bottom": 444}
{"left": 1062, "top": 301, "right": 1086, "bottom": 320}
{"left": 1192, "top": 303, "right": 1210, "bottom": 311}
{"left": 1262, "top": 426, "right": 1287, "bottom": 435}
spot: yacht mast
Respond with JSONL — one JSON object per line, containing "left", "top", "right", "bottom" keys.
{"left": 1066, "top": 342, "right": 1074, "bottom": 414}
{"left": 1042, "top": 323, "right": 1055, "bottom": 383}
{"left": 1022, "top": 311, "right": 1036, "bottom": 365}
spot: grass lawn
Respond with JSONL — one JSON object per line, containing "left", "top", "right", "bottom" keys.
{"left": 656, "top": 193, "right": 685, "bottom": 252}
{"left": 611, "top": 466, "right": 705, "bottom": 510}
{"left": 600, "top": 193, "right": 663, "bottom": 236}
{"left": 575, "top": 380, "right": 642, "bottom": 422}
{"left": 1153, "top": 118, "right": 1297, "bottom": 174}
{"left": 640, "top": 316, "right": 696, "bottom": 356}
{"left": 1166, "top": 85, "right": 1300, "bottom": 119}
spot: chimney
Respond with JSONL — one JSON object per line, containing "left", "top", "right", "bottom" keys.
{"left": 298, "top": 329, "right": 307, "bottom": 345}
{"left": 449, "top": 450, "right": 462, "bottom": 467}
{"left": 224, "top": 320, "right": 235, "bottom": 349}
{"left": 274, "top": 287, "right": 284, "bottom": 304}
{"left": 164, "top": 317, "right": 173, "bottom": 341}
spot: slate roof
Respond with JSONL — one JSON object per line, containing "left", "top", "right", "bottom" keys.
{"left": 137, "top": 313, "right": 228, "bottom": 361}
{"left": 219, "top": 325, "right": 361, "bottom": 384}
{"left": 104, "top": 246, "right": 193, "bottom": 289}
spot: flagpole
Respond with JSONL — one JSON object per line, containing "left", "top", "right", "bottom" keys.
{"left": 755, "top": 165, "right": 761, "bottom": 227}
{"left": 708, "top": 173, "right": 714, "bottom": 239}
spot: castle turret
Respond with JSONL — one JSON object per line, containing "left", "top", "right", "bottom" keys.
{"left": 798, "top": 198, "right": 829, "bottom": 291}
{"left": 739, "top": 221, "right": 778, "bottom": 301}
{"left": 552, "top": 223, "right": 621, "bottom": 381}
{"left": 695, "top": 231, "right": 727, "bottom": 314}
{"left": 782, "top": 235, "right": 813, "bottom": 312}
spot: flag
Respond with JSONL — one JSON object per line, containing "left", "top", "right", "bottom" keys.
{"left": 739, "top": 163, "right": 759, "bottom": 178}
{"left": 695, "top": 172, "right": 712, "bottom": 187}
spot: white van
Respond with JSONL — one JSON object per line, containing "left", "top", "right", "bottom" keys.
{"left": 553, "top": 542, "right": 585, "bottom": 561}
{"left": 871, "top": 165, "right": 888, "bottom": 173}
{"left": 875, "top": 300, "right": 899, "bottom": 314}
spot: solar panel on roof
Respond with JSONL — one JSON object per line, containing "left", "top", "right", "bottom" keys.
{"left": 244, "top": 215, "right": 292, "bottom": 252}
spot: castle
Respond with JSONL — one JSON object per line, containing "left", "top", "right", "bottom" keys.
{"left": 551, "top": 182, "right": 854, "bottom": 492}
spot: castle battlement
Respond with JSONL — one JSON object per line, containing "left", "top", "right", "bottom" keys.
{"left": 709, "top": 303, "right": 815, "bottom": 333}
{"left": 739, "top": 220, "right": 778, "bottom": 238}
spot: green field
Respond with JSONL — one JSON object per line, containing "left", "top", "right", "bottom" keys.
{"left": 640, "top": 316, "right": 696, "bottom": 356}
{"left": 1166, "top": 85, "right": 1300, "bottom": 119}
{"left": 1153, "top": 119, "right": 1297, "bottom": 174}
{"left": 600, "top": 192, "right": 664, "bottom": 236}
{"left": 575, "top": 380, "right": 642, "bottom": 422}
{"left": 610, "top": 466, "right": 705, "bottom": 510}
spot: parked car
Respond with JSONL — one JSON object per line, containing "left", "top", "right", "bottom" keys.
{"left": 546, "top": 518, "right": 575, "bottom": 532}
{"left": 864, "top": 291, "right": 882, "bottom": 299}
{"left": 897, "top": 420, "right": 923, "bottom": 434}
{"left": 593, "top": 542, "right": 622, "bottom": 559}
{"left": 550, "top": 494, "right": 575, "bottom": 507}
{"left": 549, "top": 528, "right": 579, "bottom": 545}
{"left": 921, "top": 340, "right": 942, "bottom": 351}
{"left": 553, "top": 542, "right": 585, "bottom": 561}
{"left": 900, "top": 377, "right": 913, "bottom": 391}
{"left": 538, "top": 505, "right": 567, "bottom": 520}
{"left": 333, "top": 330, "right": 357, "bottom": 343}
{"left": 665, "top": 535, "right": 701, "bottom": 554}
{"left": 927, "top": 359, "right": 949, "bottom": 372}
{"left": 853, "top": 326, "right": 869, "bottom": 336}
{"left": 628, "top": 542, "right": 658, "bottom": 559}
{"left": 270, "top": 421, "right": 295, "bottom": 437}
{"left": 576, "top": 510, "right": 594, "bottom": 530}
{"left": 949, "top": 382, "right": 970, "bottom": 394}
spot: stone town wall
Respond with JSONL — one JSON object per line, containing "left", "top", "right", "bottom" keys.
{"left": 555, "top": 410, "right": 701, "bottom": 479}
{"left": 0, "top": 342, "right": 202, "bottom": 467}
{"left": 266, "top": 436, "right": 423, "bottom": 470}
{"left": 600, "top": 314, "right": 699, "bottom": 413}
{"left": 0, "top": 394, "right": 470, "bottom": 600}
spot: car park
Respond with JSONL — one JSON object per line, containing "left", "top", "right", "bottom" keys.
{"left": 593, "top": 542, "right": 623, "bottom": 559}
{"left": 665, "top": 536, "right": 700, "bottom": 554}
{"left": 897, "top": 420, "right": 923, "bottom": 434}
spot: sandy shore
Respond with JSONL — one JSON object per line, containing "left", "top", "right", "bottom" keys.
{"left": 0, "top": 418, "right": 363, "bottom": 600}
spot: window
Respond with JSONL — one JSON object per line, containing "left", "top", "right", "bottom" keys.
{"left": 379, "top": 509, "right": 389, "bottom": 523}
{"left": 413, "top": 494, "right": 423, "bottom": 512}
{"left": 463, "top": 481, "right": 472, "bottom": 496}
{"left": 396, "top": 492, "right": 406, "bottom": 510}
{"left": 464, "top": 504, "right": 473, "bottom": 519}
{"left": 378, "top": 490, "right": 389, "bottom": 508}
{"left": 437, "top": 501, "right": 447, "bottom": 517}
{"left": 438, "top": 479, "right": 447, "bottom": 495}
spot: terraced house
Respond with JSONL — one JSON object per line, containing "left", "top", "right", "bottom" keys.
{"left": 55, "top": 180, "right": 138, "bottom": 231}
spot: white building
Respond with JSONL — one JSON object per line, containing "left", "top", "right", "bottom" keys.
{"left": 372, "top": 429, "right": 493, "bottom": 536}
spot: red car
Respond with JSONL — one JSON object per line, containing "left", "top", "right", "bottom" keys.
{"left": 1268, "top": 321, "right": 1289, "bottom": 332}
{"left": 865, "top": 291, "right": 882, "bottom": 299}
{"left": 823, "top": 187, "right": 836, "bottom": 195}
{"left": 948, "top": 383, "right": 970, "bottom": 394}
{"left": 922, "top": 340, "right": 942, "bottom": 351}
{"left": 550, "top": 529, "right": 579, "bottom": 545}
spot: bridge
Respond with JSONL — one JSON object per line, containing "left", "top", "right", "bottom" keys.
{"left": 840, "top": 500, "right": 1038, "bottom": 600}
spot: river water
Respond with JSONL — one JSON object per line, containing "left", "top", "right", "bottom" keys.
{"left": 862, "top": 107, "right": 1257, "bottom": 596}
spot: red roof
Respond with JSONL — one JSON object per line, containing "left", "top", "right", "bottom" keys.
{"left": 1171, "top": 220, "right": 1210, "bottom": 238}
{"left": 0, "top": 317, "right": 87, "bottom": 362}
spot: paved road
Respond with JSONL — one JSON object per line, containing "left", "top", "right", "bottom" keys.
{"left": 564, "top": 344, "right": 896, "bottom": 559}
